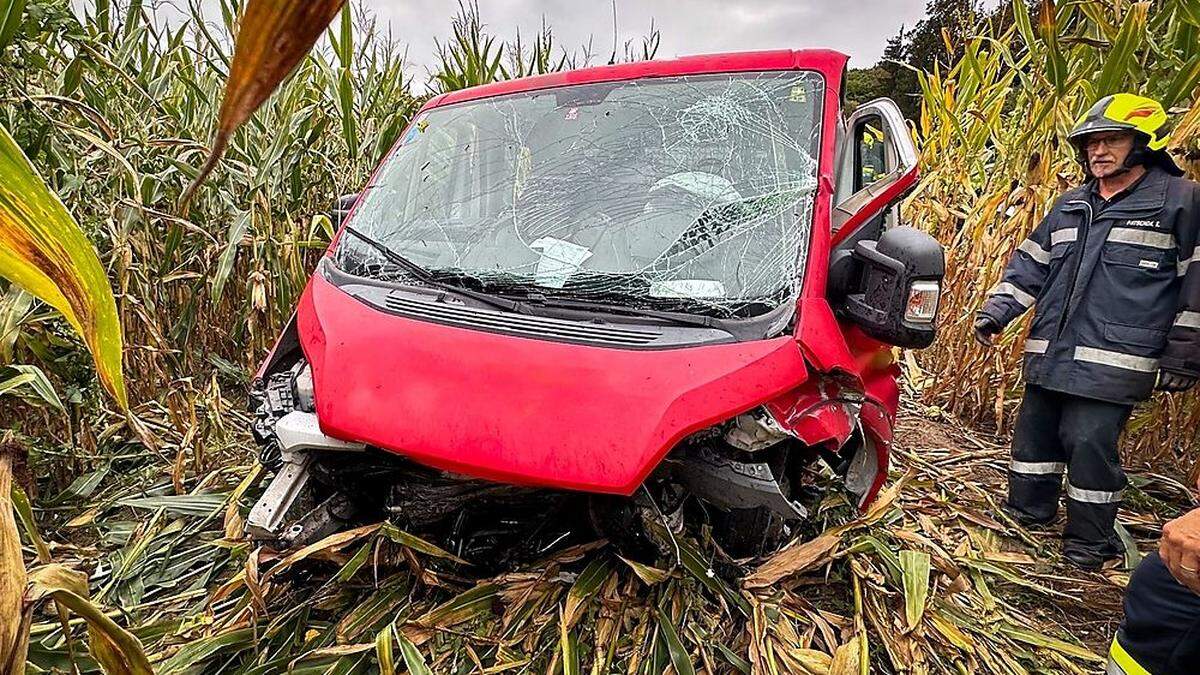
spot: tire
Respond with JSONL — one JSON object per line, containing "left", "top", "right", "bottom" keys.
{"left": 710, "top": 507, "right": 786, "bottom": 558}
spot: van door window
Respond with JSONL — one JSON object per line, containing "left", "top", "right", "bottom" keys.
{"left": 855, "top": 117, "right": 889, "bottom": 192}
{"left": 832, "top": 100, "right": 916, "bottom": 237}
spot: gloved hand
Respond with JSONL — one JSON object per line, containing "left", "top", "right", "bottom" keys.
{"left": 973, "top": 314, "right": 1002, "bottom": 347}
{"left": 1158, "top": 370, "right": 1199, "bottom": 392}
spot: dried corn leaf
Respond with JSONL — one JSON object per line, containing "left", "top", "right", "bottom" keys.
{"left": 0, "top": 449, "right": 27, "bottom": 673}
{"left": 27, "top": 564, "right": 153, "bottom": 675}
{"left": 744, "top": 533, "right": 840, "bottom": 589}
{"left": 828, "top": 636, "right": 861, "bottom": 675}
{"left": 263, "top": 522, "right": 381, "bottom": 581}
{"left": 620, "top": 556, "right": 670, "bottom": 585}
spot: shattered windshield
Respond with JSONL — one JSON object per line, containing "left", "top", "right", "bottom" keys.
{"left": 335, "top": 71, "right": 824, "bottom": 317}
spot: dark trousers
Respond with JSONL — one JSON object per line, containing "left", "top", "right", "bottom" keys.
{"left": 1109, "top": 551, "right": 1200, "bottom": 674}
{"left": 1006, "top": 384, "right": 1134, "bottom": 557}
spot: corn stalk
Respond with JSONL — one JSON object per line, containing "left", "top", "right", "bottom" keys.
{"left": 907, "top": 0, "right": 1200, "bottom": 476}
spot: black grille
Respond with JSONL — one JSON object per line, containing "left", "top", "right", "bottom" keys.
{"left": 383, "top": 293, "right": 663, "bottom": 346}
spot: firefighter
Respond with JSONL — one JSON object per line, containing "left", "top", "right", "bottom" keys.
{"left": 974, "top": 93, "right": 1200, "bottom": 569}
{"left": 1107, "top": 501, "right": 1200, "bottom": 674}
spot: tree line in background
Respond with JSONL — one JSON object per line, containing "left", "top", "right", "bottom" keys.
{"left": 846, "top": 0, "right": 1026, "bottom": 116}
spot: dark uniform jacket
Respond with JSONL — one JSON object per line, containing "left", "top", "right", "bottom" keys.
{"left": 980, "top": 166, "right": 1200, "bottom": 404}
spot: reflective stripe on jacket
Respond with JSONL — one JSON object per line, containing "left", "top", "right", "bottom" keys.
{"left": 981, "top": 167, "right": 1200, "bottom": 404}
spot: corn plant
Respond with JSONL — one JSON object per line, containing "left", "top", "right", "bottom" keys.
{"left": 906, "top": 0, "right": 1200, "bottom": 475}
{"left": 0, "top": 0, "right": 419, "bottom": 417}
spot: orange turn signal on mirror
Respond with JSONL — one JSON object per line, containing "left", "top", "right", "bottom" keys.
{"left": 905, "top": 281, "right": 940, "bottom": 323}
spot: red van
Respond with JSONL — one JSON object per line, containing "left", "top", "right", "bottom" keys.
{"left": 247, "top": 49, "right": 943, "bottom": 557}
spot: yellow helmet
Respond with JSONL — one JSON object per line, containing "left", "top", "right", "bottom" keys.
{"left": 1069, "top": 93, "right": 1170, "bottom": 150}
{"left": 1068, "top": 93, "right": 1182, "bottom": 176}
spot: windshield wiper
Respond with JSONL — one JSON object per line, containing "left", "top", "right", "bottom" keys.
{"left": 510, "top": 293, "right": 722, "bottom": 329}
{"left": 340, "top": 226, "right": 533, "bottom": 314}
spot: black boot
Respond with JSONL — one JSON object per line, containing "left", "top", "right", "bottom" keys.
{"left": 1001, "top": 502, "right": 1058, "bottom": 529}
{"left": 1062, "top": 539, "right": 1123, "bottom": 571}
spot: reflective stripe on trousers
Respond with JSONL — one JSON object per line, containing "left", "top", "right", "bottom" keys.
{"left": 1176, "top": 310, "right": 1200, "bottom": 329}
{"left": 1066, "top": 484, "right": 1123, "bottom": 504}
{"left": 1010, "top": 460, "right": 1064, "bottom": 475}
{"left": 1107, "top": 638, "right": 1151, "bottom": 675}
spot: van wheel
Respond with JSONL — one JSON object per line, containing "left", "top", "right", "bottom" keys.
{"left": 710, "top": 507, "right": 786, "bottom": 558}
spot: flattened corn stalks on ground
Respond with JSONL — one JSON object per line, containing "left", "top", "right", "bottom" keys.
{"left": 7, "top": 396, "right": 1192, "bottom": 674}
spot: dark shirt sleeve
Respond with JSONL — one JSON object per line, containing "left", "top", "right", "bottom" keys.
{"left": 978, "top": 207, "right": 1057, "bottom": 328}
{"left": 1162, "top": 183, "right": 1200, "bottom": 377}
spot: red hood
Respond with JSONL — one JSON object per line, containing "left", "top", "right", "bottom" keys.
{"left": 299, "top": 272, "right": 813, "bottom": 494}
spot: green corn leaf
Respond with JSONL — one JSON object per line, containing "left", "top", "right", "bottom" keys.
{"left": 1163, "top": 51, "right": 1200, "bottom": 109}
{"left": 655, "top": 607, "right": 696, "bottom": 675}
{"left": 1011, "top": 0, "right": 1037, "bottom": 50}
{"left": 999, "top": 624, "right": 1102, "bottom": 662}
{"left": 900, "top": 550, "right": 931, "bottom": 632}
{"left": 338, "top": 67, "right": 358, "bottom": 157}
{"left": 0, "top": 124, "right": 126, "bottom": 407}
{"left": 379, "top": 521, "right": 469, "bottom": 564}
{"left": 335, "top": 541, "right": 374, "bottom": 582}
{"left": 0, "top": 365, "right": 63, "bottom": 410}
{"left": 375, "top": 626, "right": 395, "bottom": 675}
{"left": 118, "top": 493, "right": 230, "bottom": 517}
{"left": 157, "top": 627, "right": 257, "bottom": 675}
{"left": 1095, "top": 3, "right": 1149, "bottom": 97}
{"left": 714, "top": 643, "right": 751, "bottom": 674}
{"left": 560, "top": 607, "right": 581, "bottom": 675}
{"left": 0, "top": 0, "right": 25, "bottom": 51}
{"left": 0, "top": 370, "right": 33, "bottom": 398}
{"left": 1176, "top": 0, "right": 1200, "bottom": 27}
{"left": 212, "top": 209, "right": 251, "bottom": 301}
{"left": 419, "top": 583, "right": 500, "bottom": 627}
{"left": 396, "top": 633, "right": 433, "bottom": 675}
{"left": 338, "top": 2, "right": 353, "bottom": 69}
{"left": 10, "top": 484, "right": 49, "bottom": 563}
{"left": 1115, "top": 521, "right": 1143, "bottom": 571}
{"left": 1037, "top": 0, "right": 1068, "bottom": 96}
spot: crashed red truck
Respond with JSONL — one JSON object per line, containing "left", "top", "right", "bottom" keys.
{"left": 247, "top": 49, "right": 945, "bottom": 558}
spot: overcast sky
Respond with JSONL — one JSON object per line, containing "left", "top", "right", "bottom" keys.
{"left": 75, "top": 1, "right": 929, "bottom": 81}
{"left": 369, "top": 1, "right": 928, "bottom": 79}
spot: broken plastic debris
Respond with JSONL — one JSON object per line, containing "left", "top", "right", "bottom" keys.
{"left": 724, "top": 410, "right": 794, "bottom": 452}
{"left": 530, "top": 237, "right": 593, "bottom": 288}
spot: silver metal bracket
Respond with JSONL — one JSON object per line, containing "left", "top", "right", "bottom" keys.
{"left": 248, "top": 454, "right": 314, "bottom": 540}
{"left": 247, "top": 411, "right": 367, "bottom": 541}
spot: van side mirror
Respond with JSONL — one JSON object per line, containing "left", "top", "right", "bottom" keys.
{"left": 830, "top": 226, "right": 944, "bottom": 348}
{"left": 331, "top": 193, "right": 360, "bottom": 228}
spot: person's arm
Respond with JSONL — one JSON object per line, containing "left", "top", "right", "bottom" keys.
{"left": 975, "top": 208, "right": 1058, "bottom": 343}
{"left": 1160, "top": 184, "right": 1200, "bottom": 391}
{"left": 1161, "top": 507, "right": 1200, "bottom": 594}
